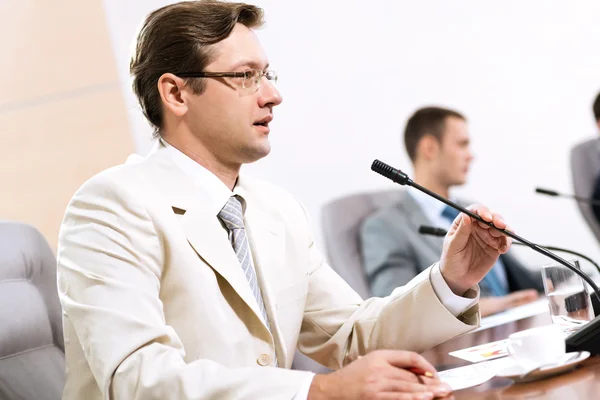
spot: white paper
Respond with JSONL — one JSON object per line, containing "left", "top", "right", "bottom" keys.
{"left": 439, "top": 357, "right": 515, "bottom": 391}
{"left": 449, "top": 339, "right": 509, "bottom": 363}
{"left": 474, "top": 298, "right": 550, "bottom": 332}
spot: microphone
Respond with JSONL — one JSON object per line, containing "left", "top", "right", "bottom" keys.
{"left": 535, "top": 187, "right": 600, "bottom": 206}
{"left": 418, "top": 226, "right": 447, "bottom": 237}
{"left": 370, "top": 159, "right": 599, "bottom": 296}
{"left": 371, "top": 159, "right": 600, "bottom": 354}
{"left": 418, "top": 225, "right": 600, "bottom": 275}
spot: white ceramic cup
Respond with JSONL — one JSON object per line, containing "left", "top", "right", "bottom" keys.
{"left": 507, "top": 325, "right": 566, "bottom": 370}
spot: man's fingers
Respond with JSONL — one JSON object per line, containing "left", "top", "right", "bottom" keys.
{"left": 499, "top": 236, "right": 512, "bottom": 253}
{"left": 468, "top": 204, "right": 493, "bottom": 222}
{"left": 380, "top": 351, "right": 438, "bottom": 378}
{"left": 491, "top": 212, "right": 507, "bottom": 230}
{"left": 482, "top": 223, "right": 512, "bottom": 253}
{"left": 508, "top": 290, "right": 539, "bottom": 306}
{"left": 479, "top": 297, "right": 504, "bottom": 316}
{"left": 472, "top": 226, "right": 502, "bottom": 249}
{"left": 469, "top": 230, "right": 499, "bottom": 252}
{"left": 419, "top": 376, "right": 450, "bottom": 388}
{"left": 419, "top": 379, "right": 452, "bottom": 398}
{"left": 377, "top": 379, "right": 438, "bottom": 394}
{"left": 496, "top": 291, "right": 538, "bottom": 311}
{"left": 466, "top": 205, "right": 509, "bottom": 233}
{"left": 387, "top": 367, "right": 422, "bottom": 383}
{"left": 378, "top": 393, "right": 434, "bottom": 400}
{"left": 509, "top": 290, "right": 537, "bottom": 301}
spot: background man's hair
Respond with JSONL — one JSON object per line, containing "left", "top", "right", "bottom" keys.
{"left": 130, "top": 0, "right": 264, "bottom": 137}
{"left": 593, "top": 91, "right": 600, "bottom": 122}
{"left": 404, "top": 106, "right": 465, "bottom": 162}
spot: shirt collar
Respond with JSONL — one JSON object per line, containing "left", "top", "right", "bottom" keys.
{"left": 407, "top": 187, "right": 451, "bottom": 222}
{"left": 161, "top": 138, "right": 246, "bottom": 216}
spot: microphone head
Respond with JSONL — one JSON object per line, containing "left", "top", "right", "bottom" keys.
{"left": 371, "top": 160, "right": 411, "bottom": 186}
{"left": 535, "top": 187, "right": 560, "bottom": 197}
{"left": 418, "top": 225, "right": 447, "bottom": 237}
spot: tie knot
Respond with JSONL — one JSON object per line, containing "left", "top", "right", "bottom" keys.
{"left": 441, "top": 205, "right": 460, "bottom": 221}
{"left": 218, "top": 196, "right": 245, "bottom": 230}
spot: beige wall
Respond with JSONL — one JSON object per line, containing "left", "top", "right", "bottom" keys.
{"left": 0, "top": 0, "right": 134, "bottom": 249}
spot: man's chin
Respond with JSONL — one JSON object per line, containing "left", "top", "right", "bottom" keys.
{"left": 240, "top": 143, "right": 271, "bottom": 164}
{"left": 448, "top": 179, "right": 467, "bottom": 188}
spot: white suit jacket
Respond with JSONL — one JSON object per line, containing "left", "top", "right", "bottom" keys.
{"left": 57, "top": 141, "right": 480, "bottom": 399}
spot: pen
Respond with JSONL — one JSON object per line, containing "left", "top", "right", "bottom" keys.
{"left": 407, "top": 367, "right": 434, "bottom": 378}
{"left": 355, "top": 356, "right": 436, "bottom": 378}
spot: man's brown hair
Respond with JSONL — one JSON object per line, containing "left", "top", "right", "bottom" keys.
{"left": 403, "top": 106, "right": 466, "bottom": 162}
{"left": 130, "top": 0, "right": 264, "bottom": 136}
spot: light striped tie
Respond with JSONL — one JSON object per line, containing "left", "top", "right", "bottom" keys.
{"left": 218, "top": 196, "right": 272, "bottom": 330}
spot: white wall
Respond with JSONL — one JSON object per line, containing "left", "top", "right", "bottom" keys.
{"left": 103, "top": 0, "right": 600, "bottom": 274}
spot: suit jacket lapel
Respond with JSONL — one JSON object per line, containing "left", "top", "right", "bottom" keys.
{"left": 180, "top": 206, "right": 268, "bottom": 331}
{"left": 399, "top": 192, "right": 444, "bottom": 254}
{"left": 145, "top": 146, "right": 269, "bottom": 334}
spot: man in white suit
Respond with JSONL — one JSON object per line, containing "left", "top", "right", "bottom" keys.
{"left": 57, "top": 2, "right": 514, "bottom": 399}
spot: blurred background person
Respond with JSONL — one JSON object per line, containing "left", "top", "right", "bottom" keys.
{"left": 360, "top": 106, "right": 543, "bottom": 317}
{"left": 589, "top": 93, "right": 600, "bottom": 224}
{"left": 571, "top": 91, "right": 600, "bottom": 246}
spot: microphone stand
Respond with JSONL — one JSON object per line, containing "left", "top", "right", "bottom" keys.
{"left": 371, "top": 159, "right": 600, "bottom": 314}
{"left": 536, "top": 187, "right": 600, "bottom": 206}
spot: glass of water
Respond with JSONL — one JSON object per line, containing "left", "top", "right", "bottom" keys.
{"left": 542, "top": 259, "right": 594, "bottom": 325}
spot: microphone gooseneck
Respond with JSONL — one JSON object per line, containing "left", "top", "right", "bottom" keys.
{"left": 535, "top": 186, "right": 600, "bottom": 206}
{"left": 371, "top": 159, "right": 600, "bottom": 304}
{"left": 418, "top": 225, "right": 600, "bottom": 275}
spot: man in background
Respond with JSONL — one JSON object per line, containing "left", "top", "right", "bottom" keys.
{"left": 361, "top": 106, "right": 542, "bottom": 317}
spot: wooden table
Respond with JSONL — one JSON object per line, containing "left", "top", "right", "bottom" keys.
{"left": 421, "top": 313, "right": 600, "bottom": 399}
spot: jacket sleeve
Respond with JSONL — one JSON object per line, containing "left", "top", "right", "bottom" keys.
{"left": 294, "top": 201, "right": 479, "bottom": 370}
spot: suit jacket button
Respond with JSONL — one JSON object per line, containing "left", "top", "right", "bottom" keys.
{"left": 257, "top": 354, "right": 271, "bottom": 366}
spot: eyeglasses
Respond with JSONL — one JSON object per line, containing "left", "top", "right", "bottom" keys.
{"left": 175, "top": 69, "right": 278, "bottom": 92}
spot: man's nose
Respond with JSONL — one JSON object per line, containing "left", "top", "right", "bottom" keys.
{"left": 258, "top": 79, "right": 283, "bottom": 107}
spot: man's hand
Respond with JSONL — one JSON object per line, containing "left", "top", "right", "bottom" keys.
{"left": 439, "top": 204, "right": 512, "bottom": 296}
{"left": 479, "top": 290, "right": 539, "bottom": 317}
{"left": 307, "top": 350, "right": 451, "bottom": 400}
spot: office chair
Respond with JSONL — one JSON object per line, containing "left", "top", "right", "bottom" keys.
{"left": 0, "top": 222, "right": 64, "bottom": 400}
{"left": 320, "top": 190, "right": 404, "bottom": 298}
{"left": 571, "top": 138, "right": 600, "bottom": 245}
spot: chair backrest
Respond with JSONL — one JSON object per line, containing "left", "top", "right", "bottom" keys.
{"left": 291, "top": 190, "right": 403, "bottom": 373}
{"left": 0, "top": 222, "right": 65, "bottom": 400}
{"left": 321, "top": 190, "right": 404, "bottom": 298}
{"left": 571, "top": 138, "right": 600, "bottom": 244}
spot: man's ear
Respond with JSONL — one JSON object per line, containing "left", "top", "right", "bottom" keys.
{"left": 157, "top": 73, "right": 188, "bottom": 118}
{"left": 596, "top": 120, "right": 600, "bottom": 132}
{"left": 417, "top": 134, "right": 441, "bottom": 161}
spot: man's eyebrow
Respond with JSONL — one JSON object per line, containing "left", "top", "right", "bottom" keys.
{"left": 229, "top": 60, "right": 270, "bottom": 70}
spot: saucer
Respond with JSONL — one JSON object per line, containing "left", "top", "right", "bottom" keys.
{"left": 496, "top": 351, "right": 590, "bottom": 383}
